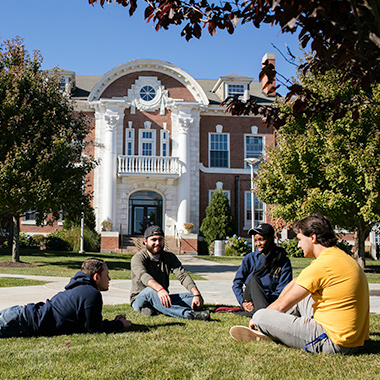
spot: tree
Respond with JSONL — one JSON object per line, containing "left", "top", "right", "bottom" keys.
{"left": 254, "top": 69, "right": 380, "bottom": 267}
{"left": 89, "top": 0, "right": 380, "bottom": 127}
{"left": 200, "top": 190, "right": 235, "bottom": 246}
{"left": 0, "top": 38, "right": 96, "bottom": 262}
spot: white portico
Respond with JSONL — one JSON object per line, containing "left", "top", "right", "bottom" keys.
{"left": 87, "top": 59, "right": 208, "bottom": 250}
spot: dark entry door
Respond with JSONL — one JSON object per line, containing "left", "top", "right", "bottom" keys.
{"left": 132, "top": 205, "right": 159, "bottom": 235}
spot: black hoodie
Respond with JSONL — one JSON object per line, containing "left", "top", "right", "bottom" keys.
{"left": 24, "top": 271, "right": 123, "bottom": 336}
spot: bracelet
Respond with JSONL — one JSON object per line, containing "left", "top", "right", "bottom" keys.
{"left": 193, "top": 294, "right": 202, "bottom": 297}
{"left": 157, "top": 287, "right": 164, "bottom": 293}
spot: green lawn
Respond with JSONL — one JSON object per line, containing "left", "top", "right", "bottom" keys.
{"left": 0, "top": 278, "right": 48, "bottom": 287}
{"left": 202, "top": 255, "right": 380, "bottom": 283}
{"left": 0, "top": 249, "right": 205, "bottom": 281}
{"left": 1, "top": 305, "right": 380, "bottom": 379}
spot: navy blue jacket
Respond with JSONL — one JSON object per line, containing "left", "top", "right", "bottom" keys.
{"left": 232, "top": 247, "right": 293, "bottom": 306}
{"left": 24, "top": 271, "right": 123, "bottom": 336}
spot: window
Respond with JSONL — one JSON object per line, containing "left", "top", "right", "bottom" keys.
{"left": 139, "top": 129, "right": 156, "bottom": 156}
{"left": 161, "top": 130, "right": 169, "bottom": 157}
{"left": 125, "top": 128, "right": 135, "bottom": 155}
{"left": 209, "top": 133, "right": 229, "bottom": 168}
{"left": 23, "top": 209, "right": 37, "bottom": 222}
{"left": 139, "top": 85, "right": 156, "bottom": 102}
{"left": 245, "top": 192, "right": 264, "bottom": 228}
{"left": 209, "top": 190, "right": 230, "bottom": 204}
{"left": 228, "top": 84, "right": 245, "bottom": 97}
{"left": 245, "top": 135, "right": 264, "bottom": 169}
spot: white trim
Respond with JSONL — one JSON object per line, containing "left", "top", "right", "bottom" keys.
{"left": 199, "top": 163, "right": 249, "bottom": 174}
{"left": 88, "top": 59, "right": 209, "bottom": 106}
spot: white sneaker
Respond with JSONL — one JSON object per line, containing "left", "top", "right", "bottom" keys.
{"left": 230, "top": 325, "right": 272, "bottom": 342}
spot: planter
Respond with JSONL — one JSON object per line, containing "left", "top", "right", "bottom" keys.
{"left": 183, "top": 229, "right": 192, "bottom": 235}
{"left": 214, "top": 240, "right": 225, "bottom": 256}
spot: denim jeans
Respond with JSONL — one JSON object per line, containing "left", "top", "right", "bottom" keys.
{"left": 252, "top": 295, "right": 361, "bottom": 354}
{"left": 132, "top": 287, "right": 194, "bottom": 319}
{"left": 0, "top": 305, "right": 30, "bottom": 338}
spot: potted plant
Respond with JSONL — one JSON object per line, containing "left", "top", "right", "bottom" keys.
{"left": 101, "top": 220, "right": 113, "bottom": 231}
{"left": 184, "top": 222, "right": 194, "bottom": 234}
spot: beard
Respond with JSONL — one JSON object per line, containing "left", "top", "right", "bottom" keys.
{"left": 146, "top": 243, "right": 163, "bottom": 256}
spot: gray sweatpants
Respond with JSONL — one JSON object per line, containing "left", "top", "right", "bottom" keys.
{"left": 252, "top": 295, "right": 361, "bottom": 354}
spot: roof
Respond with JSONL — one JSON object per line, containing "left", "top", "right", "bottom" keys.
{"left": 71, "top": 73, "right": 275, "bottom": 105}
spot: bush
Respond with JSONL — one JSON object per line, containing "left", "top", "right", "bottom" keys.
{"left": 200, "top": 190, "right": 235, "bottom": 245}
{"left": 337, "top": 239, "right": 352, "bottom": 255}
{"left": 280, "top": 238, "right": 303, "bottom": 257}
{"left": 64, "top": 226, "right": 100, "bottom": 252}
{"left": 45, "top": 230, "right": 70, "bottom": 251}
{"left": 224, "top": 235, "right": 251, "bottom": 256}
{"left": 19, "top": 232, "right": 39, "bottom": 249}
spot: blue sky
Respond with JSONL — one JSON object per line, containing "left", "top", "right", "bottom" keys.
{"left": 1, "top": 0, "right": 301, "bottom": 86}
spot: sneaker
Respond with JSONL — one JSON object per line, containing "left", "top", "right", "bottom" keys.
{"left": 187, "top": 310, "right": 211, "bottom": 321}
{"left": 229, "top": 325, "right": 272, "bottom": 342}
{"left": 140, "top": 307, "right": 157, "bottom": 317}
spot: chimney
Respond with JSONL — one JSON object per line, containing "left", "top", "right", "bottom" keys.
{"left": 261, "top": 53, "right": 276, "bottom": 96}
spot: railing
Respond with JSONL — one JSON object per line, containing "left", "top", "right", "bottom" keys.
{"left": 118, "top": 155, "right": 181, "bottom": 176}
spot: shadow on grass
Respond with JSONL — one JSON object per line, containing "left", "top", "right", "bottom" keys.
{"left": 127, "top": 321, "right": 186, "bottom": 333}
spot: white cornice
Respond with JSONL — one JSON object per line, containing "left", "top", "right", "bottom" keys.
{"left": 88, "top": 59, "right": 209, "bottom": 106}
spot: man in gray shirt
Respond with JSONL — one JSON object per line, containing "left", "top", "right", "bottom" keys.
{"left": 130, "top": 225, "right": 210, "bottom": 320}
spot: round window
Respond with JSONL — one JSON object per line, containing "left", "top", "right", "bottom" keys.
{"left": 139, "top": 85, "right": 156, "bottom": 101}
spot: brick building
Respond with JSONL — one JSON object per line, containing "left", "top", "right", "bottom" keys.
{"left": 21, "top": 54, "right": 282, "bottom": 253}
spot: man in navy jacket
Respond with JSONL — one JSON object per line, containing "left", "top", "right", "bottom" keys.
{"left": 232, "top": 224, "right": 292, "bottom": 316}
{"left": 0, "top": 258, "right": 131, "bottom": 338}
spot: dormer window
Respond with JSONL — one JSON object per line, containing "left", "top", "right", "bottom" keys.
{"left": 228, "top": 84, "right": 245, "bottom": 97}
{"left": 212, "top": 74, "right": 252, "bottom": 101}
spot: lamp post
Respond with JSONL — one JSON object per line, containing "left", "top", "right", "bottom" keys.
{"left": 244, "top": 157, "right": 260, "bottom": 247}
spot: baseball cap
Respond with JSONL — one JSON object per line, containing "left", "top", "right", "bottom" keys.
{"left": 144, "top": 225, "right": 164, "bottom": 239}
{"left": 248, "top": 223, "right": 275, "bottom": 237}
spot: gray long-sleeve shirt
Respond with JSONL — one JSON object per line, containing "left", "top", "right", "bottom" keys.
{"left": 130, "top": 249, "right": 197, "bottom": 304}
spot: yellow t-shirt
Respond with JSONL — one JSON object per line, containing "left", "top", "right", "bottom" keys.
{"left": 296, "top": 246, "right": 369, "bottom": 347}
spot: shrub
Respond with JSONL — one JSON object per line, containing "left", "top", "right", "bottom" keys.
{"left": 64, "top": 226, "right": 100, "bottom": 252}
{"left": 224, "top": 235, "right": 251, "bottom": 256}
{"left": 19, "top": 232, "right": 39, "bottom": 249}
{"left": 45, "top": 230, "right": 70, "bottom": 251}
{"left": 200, "top": 190, "right": 235, "bottom": 245}
{"left": 337, "top": 239, "right": 352, "bottom": 255}
{"left": 280, "top": 238, "right": 303, "bottom": 257}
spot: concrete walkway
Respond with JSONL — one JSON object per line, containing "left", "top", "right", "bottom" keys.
{"left": 0, "top": 255, "right": 379, "bottom": 314}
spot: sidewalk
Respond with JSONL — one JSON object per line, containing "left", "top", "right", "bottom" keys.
{"left": 0, "top": 255, "right": 379, "bottom": 314}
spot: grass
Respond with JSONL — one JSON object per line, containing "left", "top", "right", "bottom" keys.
{"left": 1, "top": 305, "right": 380, "bottom": 379}
{"left": 0, "top": 278, "right": 48, "bottom": 287}
{"left": 0, "top": 249, "right": 205, "bottom": 281}
{"left": 202, "top": 255, "right": 380, "bottom": 283}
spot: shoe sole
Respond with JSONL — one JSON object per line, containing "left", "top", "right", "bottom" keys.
{"left": 229, "top": 325, "right": 272, "bottom": 342}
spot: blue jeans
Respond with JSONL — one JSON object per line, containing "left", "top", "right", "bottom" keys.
{"left": 0, "top": 305, "right": 30, "bottom": 338}
{"left": 132, "top": 287, "right": 194, "bottom": 319}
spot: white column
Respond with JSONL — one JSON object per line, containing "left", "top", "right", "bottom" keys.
{"left": 102, "top": 111, "right": 121, "bottom": 228}
{"left": 176, "top": 117, "right": 193, "bottom": 231}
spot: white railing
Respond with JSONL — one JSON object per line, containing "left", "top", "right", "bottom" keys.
{"left": 118, "top": 155, "right": 181, "bottom": 176}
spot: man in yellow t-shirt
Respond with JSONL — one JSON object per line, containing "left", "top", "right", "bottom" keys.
{"left": 241, "top": 214, "right": 369, "bottom": 354}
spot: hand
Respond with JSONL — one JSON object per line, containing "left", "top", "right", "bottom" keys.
{"left": 114, "top": 314, "right": 126, "bottom": 321}
{"left": 242, "top": 301, "right": 254, "bottom": 312}
{"left": 191, "top": 294, "right": 204, "bottom": 309}
{"left": 158, "top": 288, "right": 172, "bottom": 308}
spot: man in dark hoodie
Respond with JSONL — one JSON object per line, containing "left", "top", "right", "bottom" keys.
{"left": 0, "top": 258, "right": 131, "bottom": 338}
{"left": 231, "top": 223, "right": 293, "bottom": 317}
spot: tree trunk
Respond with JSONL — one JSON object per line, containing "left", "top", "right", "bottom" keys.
{"left": 11, "top": 214, "right": 20, "bottom": 263}
{"left": 353, "top": 227, "right": 368, "bottom": 269}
